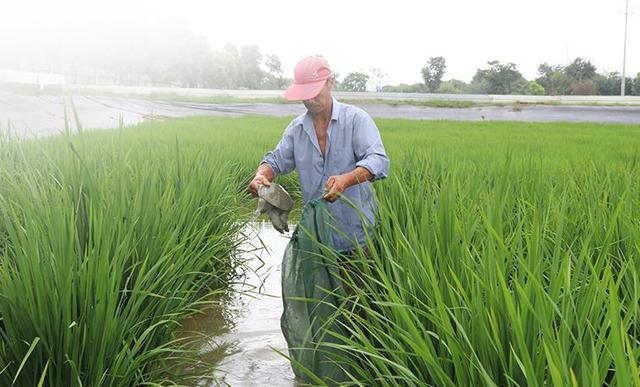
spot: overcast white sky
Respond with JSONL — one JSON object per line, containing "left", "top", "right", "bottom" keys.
{"left": 2, "top": 0, "right": 638, "bottom": 84}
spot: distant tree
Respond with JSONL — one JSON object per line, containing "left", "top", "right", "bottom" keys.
{"left": 179, "top": 35, "right": 215, "bottom": 88}
{"left": 467, "top": 78, "right": 491, "bottom": 94}
{"left": 380, "top": 83, "right": 427, "bottom": 93}
{"left": 342, "top": 72, "right": 369, "bottom": 92}
{"left": 421, "top": 56, "right": 446, "bottom": 92}
{"left": 564, "top": 57, "right": 597, "bottom": 82}
{"left": 526, "top": 81, "right": 545, "bottom": 95}
{"left": 536, "top": 63, "right": 572, "bottom": 95}
{"left": 621, "top": 75, "right": 634, "bottom": 96}
{"left": 239, "top": 45, "right": 263, "bottom": 89}
{"left": 562, "top": 57, "right": 599, "bottom": 95}
{"left": 436, "top": 79, "right": 468, "bottom": 94}
{"left": 332, "top": 71, "right": 342, "bottom": 90}
{"left": 264, "top": 54, "right": 283, "bottom": 78}
{"left": 210, "top": 43, "right": 241, "bottom": 88}
{"left": 633, "top": 73, "right": 640, "bottom": 96}
{"left": 263, "top": 54, "right": 286, "bottom": 89}
{"left": 536, "top": 63, "right": 554, "bottom": 92}
{"left": 470, "top": 60, "right": 527, "bottom": 94}
{"left": 570, "top": 80, "right": 598, "bottom": 95}
{"left": 368, "top": 67, "right": 388, "bottom": 92}
{"left": 127, "top": 24, "right": 215, "bottom": 88}
{"left": 595, "top": 72, "right": 624, "bottom": 95}
{"left": 208, "top": 43, "right": 267, "bottom": 89}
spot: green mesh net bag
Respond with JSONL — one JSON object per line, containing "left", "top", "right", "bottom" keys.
{"left": 280, "top": 199, "right": 353, "bottom": 384}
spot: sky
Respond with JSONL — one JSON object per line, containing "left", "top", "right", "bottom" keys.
{"left": 1, "top": 0, "right": 638, "bottom": 85}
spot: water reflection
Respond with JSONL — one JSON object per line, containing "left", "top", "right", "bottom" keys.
{"left": 183, "top": 222, "right": 298, "bottom": 386}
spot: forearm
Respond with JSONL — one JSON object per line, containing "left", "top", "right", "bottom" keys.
{"left": 344, "top": 166, "right": 373, "bottom": 188}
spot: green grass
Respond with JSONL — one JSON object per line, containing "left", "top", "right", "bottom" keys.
{"left": 0, "top": 119, "right": 263, "bottom": 386}
{"left": 0, "top": 116, "right": 638, "bottom": 386}
{"left": 313, "top": 120, "right": 640, "bottom": 386}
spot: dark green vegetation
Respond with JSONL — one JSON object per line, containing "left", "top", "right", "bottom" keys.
{"left": 0, "top": 116, "right": 638, "bottom": 386}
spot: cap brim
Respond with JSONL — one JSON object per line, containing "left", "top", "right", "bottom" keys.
{"left": 284, "top": 79, "right": 326, "bottom": 101}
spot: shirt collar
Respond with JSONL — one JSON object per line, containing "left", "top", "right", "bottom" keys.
{"left": 330, "top": 97, "right": 341, "bottom": 122}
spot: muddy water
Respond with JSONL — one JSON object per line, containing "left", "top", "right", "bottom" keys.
{"left": 183, "top": 222, "right": 298, "bottom": 386}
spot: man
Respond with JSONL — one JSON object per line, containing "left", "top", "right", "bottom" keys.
{"left": 248, "top": 56, "right": 389, "bottom": 252}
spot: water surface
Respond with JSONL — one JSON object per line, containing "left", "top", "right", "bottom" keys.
{"left": 182, "top": 222, "right": 298, "bottom": 386}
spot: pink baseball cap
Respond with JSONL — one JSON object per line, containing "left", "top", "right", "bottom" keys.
{"left": 284, "top": 56, "right": 333, "bottom": 101}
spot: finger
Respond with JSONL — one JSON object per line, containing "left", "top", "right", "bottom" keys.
{"left": 325, "top": 177, "right": 335, "bottom": 190}
{"left": 324, "top": 194, "right": 336, "bottom": 203}
{"left": 323, "top": 187, "right": 337, "bottom": 202}
{"left": 249, "top": 182, "right": 258, "bottom": 196}
{"left": 250, "top": 177, "right": 266, "bottom": 196}
{"left": 253, "top": 177, "right": 270, "bottom": 191}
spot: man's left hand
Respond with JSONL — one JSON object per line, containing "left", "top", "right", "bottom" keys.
{"left": 323, "top": 174, "right": 350, "bottom": 203}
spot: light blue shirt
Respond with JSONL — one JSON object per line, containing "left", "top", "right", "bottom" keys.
{"left": 262, "top": 98, "right": 389, "bottom": 251}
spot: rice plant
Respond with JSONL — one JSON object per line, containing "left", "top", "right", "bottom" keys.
{"left": 317, "top": 121, "right": 640, "bottom": 386}
{"left": 0, "top": 118, "right": 254, "bottom": 386}
{"left": 1, "top": 115, "right": 638, "bottom": 386}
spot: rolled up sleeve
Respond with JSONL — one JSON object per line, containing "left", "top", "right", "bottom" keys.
{"left": 261, "top": 124, "right": 296, "bottom": 176}
{"left": 353, "top": 113, "right": 389, "bottom": 181}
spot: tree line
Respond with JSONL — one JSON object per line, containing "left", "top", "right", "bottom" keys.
{"left": 376, "top": 56, "right": 640, "bottom": 96}
{"left": 3, "top": 25, "right": 290, "bottom": 90}
{"left": 6, "top": 24, "right": 638, "bottom": 96}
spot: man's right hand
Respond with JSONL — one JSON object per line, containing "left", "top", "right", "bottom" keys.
{"left": 249, "top": 173, "right": 271, "bottom": 196}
